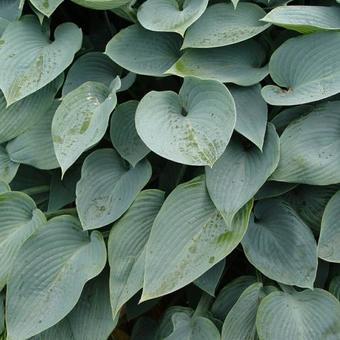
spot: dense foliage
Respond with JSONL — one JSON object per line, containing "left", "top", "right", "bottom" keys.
{"left": 1, "top": 0, "right": 340, "bottom": 339}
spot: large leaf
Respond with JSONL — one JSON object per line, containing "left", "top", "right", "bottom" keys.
{"left": 62, "top": 52, "right": 122, "bottom": 96}
{"left": 6, "top": 215, "right": 107, "bottom": 340}
{"left": 106, "top": 24, "right": 181, "bottom": 77}
{"left": 183, "top": 3, "right": 269, "bottom": 48}
{"left": 52, "top": 79, "right": 121, "bottom": 175}
{"left": 256, "top": 289, "right": 340, "bottom": 340}
{"left": 242, "top": 199, "right": 318, "bottom": 288}
{"left": 222, "top": 282, "right": 264, "bottom": 340}
{"left": 271, "top": 102, "right": 340, "bottom": 185}
{"left": 137, "top": 0, "right": 208, "bottom": 36}
{"left": 0, "top": 146, "right": 19, "bottom": 183}
{"left": 136, "top": 77, "right": 236, "bottom": 167}
{"left": 262, "top": 6, "right": 340, "bottom": 33}
{"left": 71, "top": 0, "right": 130, "bottom": 10}
{"left": 76, "top": 148, "right": 152, "bottom": 230}
{"left": 108, "top": 189, "right": 165, "bottom": 319}
{"left": 318, "top": 190, "right": 340, "bottom": 263}
{"left": 110, "top": 100, "right": 149, "bottom": 167}
{"left": 167, "top": 40, "right": 268, "bottom": 85}
{"left": 30, "top": 0, "right": 64, "bottom": 16}
{"left": 262, "top": 32, "right": 340, "bottom": 105}
{"left": 206, "top": 124, "right": 279, "bottom": 225}
{"left": 6, "top": 101, "right": 59, "bottom": 170}
{"left": 142, "top": 175, "right": 253, "bottom": 301}
{"left": 0, "top": 76, "right": 62, "bottom": 144}
{"left": 230, "top": 84, "right": 268, "bottom": 150}
{"left": 0, "top": 15, "right": 82, "bottom": 105}
{"left": 0, "top": 191, "right": 46, "bottom": 290}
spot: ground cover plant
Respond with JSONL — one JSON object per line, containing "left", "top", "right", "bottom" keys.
{"left": 1, "top": 0, "right": 340, "bottom": 339}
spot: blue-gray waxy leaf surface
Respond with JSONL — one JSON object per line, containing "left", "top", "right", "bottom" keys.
{"left": 136, "top": 77, "right": 236, "bottom": 167}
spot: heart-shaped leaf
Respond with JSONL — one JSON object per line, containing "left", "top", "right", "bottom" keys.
{"left": 0, "top": 146, "right": 19, "bottom": 183}
{"left": 242, "top": 199, "right": 318, "bottom": 288}
{"left": 30, "top": 0, "right": 64, "bottom": 17}
{"left": 7, "top": 100, "right": 59, "bottom": 170}
{"left": 76, "top": 148, "right": 152, "bottom": 230}
{"left": 52, "top": 79, "right": 121, "bottom": 175}
{"left": 262, "top": 6, "right": 340, "bottom": 33}
{"left": 0, "top": 15, "right": 82, "bottom": 105}
{"left": 106, "top": 24, "right": 182, "bottom": 77}
{"left": 167, "top": 40, "right": 268, "bottom": 85}
{"left": 183, "top": 3, "right": 270, "bottom": 48}
{"left": 142, "top": 175, "right": 253, "bottom": 301}
{"left": 206, "top": 124, "right": 279, "bottom": 225}
{"left": 262, "top": 32, "right": 340, "bottom": 105}
{"left": 108, "top": 189, "right": 164, "bottom": 319}
{"left": 137, "top": 0, "right": 208, "bottom": 36}
{"left": 110, "top": 100, "right": 150, "bottom": 167}
{"left": 256, "top": 289, "right": 340, "bottom": 340}
{"left": 136, "top": 77, "right": 236, "bottom": 167}
{"left": 6, "top": 215, "right": 107, "bottom": 340}
{"left": 271, "top": 102, "right": 340, "bottom": 185}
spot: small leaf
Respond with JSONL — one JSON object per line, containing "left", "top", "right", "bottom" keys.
{"left": 262, "top": 6, "right": 340, "bottom": 33}
{"left": 106, "top": 24, "right": 181, "bottom": 77}
{"left": 206, "top": 124, "right": 280, "bottom": 225}
{"left": 0, "top": 15, "right": 82, "bottom": 105}
{"left": 142, "top": 175, "right": 253, "bottom": 301}
{"left": 256, "top": 289, "right": 340, "bottom": 340}
{"left": 29, "top": 0, "right": 64, "bottom": 17}
{"left": 137, "top": 0, "right": 208, "bottom": 36}
{"left": 7, "top": 100, "right": 60, "bottom": 170}
{"left": 0, "top": 145, "right": 19, "bottom": 183}
{"left": 136, "top": 77, "right": 236, "bottom": 167}
{"left": 183, "top": 3, "right": 270, "bottom": 48}
{"left": 6, "top": 215, "right": 107, "bottom": 340}
{"left": 271, "top": 102, "right": 340, "bottom": 185}
{"left": 108, "top": 189, "right": 165, "bottom": 319}
{"left": 76, "top": 148, "right": 152, "bottom": 230}
{"left": 242, "top": 199, "right": 318, "bottom": 288}
{"left": 110, "top": 100, "right": 150, "bottom": 167}
{"left": 52, "top": 79, "right": 121, "bottom": 175}
{"left": 167, "top": 40, "right": 268, "bottom": 85}
{"left": 262, "top": 32, "right": 340, "bottom": 105}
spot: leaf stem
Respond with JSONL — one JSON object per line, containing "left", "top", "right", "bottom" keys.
{"left": 193, "top": 292, "right": 213, "bottom": 318}
{"left": 22, "top": 185, "right": 50, "bottom": 196}
{"left": 44, "top": 208, "right": 78, "bottom": 219}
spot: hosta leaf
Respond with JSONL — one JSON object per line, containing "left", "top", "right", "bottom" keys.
{"left": 206, "top": 124, "right": 279, "bottom": 225}
{"left": 62, "top": 52, "right": 122, "bottom": 96}
{"left": 31, "top": 272, "right": 116, "bottom": 340}
{"left": 0, "top": 191, "right": 46, "bottom": 290}
{"left": 106, "top": 24, "right": 181, "bottom": 77}
{"left": 29, "top": 0, "right": 64, "bottom": 17}
{"left": 52, "top": 79, "right": 121, "bottom": 175}
{"left": 329, "top": 276, "right": 340, "bottom": 301}
{"left": 71, "top": 0, "right": 130, "bottom": 10}
{"left": 108, "top": 189, "right": 165, "bottom": 319}
{"left": 262, "top": 6, "right": 340, "bottom": 33}
{"left": 0, "top": 146, "right": 19, "bottom": 183}
{"left": 262, "top": 32, "right": 340, "bottom": 105}
{"left": 137, "top": 0, "right": 208, "bottom": 36}
{"left": 165, "top": 313, "right": 220, "bottom": 340}
{"left": 110, "top": 100, "right": 150, "bottom": 167}
{"left": 318, "top": 190, "right": 340, "bottom": 263}
{"left": 222, "top": 283, "right": 264, "bottom": 340}
{"left": 136, "top": 77, "right": 236, "bottom": 166}
{"left": 271, "top": 102, "right": 340, "bottom": 185}
{"left": 167, "top": 40, "right": 268, "bottom": 86}
{"left": 211, "top": 276, "right": 257, "bottom": 321}
{"left": 242, "top": 199, "right": 317, "bottom": 288}
{"left": 0, "top": 15, "right": 82, "bottom": 105}
{"left": 6, "top": 101, "right": 59, "bottom": 170}
{"left": 76, "top": 148, "right": 152, "bottom": 230}
{"left": 183, "top": 3, "right": 269, "bottom": 48}
{"left": 256, "top": 289, "right": 340, "bottom": 340}
{"left": 0, "top": 76, "right": 62, "bottom": 144}
{"left": 142, "top": 175, "right": 253, "bottom": 301}
{"left": 230, "top": 84, "right": 268, "bottom": 150}
{"left": 6, "top": 215, "right": 106, "bottom": 340}
{"left": 0, "top": 0, "right": 22, "bottom": 21}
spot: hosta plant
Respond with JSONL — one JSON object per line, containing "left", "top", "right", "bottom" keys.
{"left": 1, "top": 0, "right": 340, "bottom": 339}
